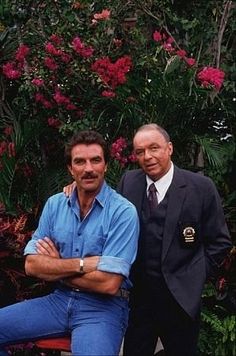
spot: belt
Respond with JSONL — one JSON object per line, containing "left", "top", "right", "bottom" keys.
{"left": 59, "top": 283, "right": 129, "bottom": 300}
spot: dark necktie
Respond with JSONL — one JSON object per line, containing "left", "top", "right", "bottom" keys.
{"left": 148, "top": 183, "right": 158, "bottom": 211}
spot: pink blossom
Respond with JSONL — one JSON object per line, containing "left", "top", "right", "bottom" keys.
{"left": 197, "top": 66, "right": 225, "bottom": 91}
{"left": 2, "top": 62, "right": 21, "bottom": 79}
{"left": 60, "top": 52, "right": 72, "bottom": 63}
{"left": 48, "top": 117, "right": 62, "bottom": 128}
{"left": 176, "top": 49, "right": 187, "bottom": 58}
{"left": 184, "top": 57, "right": 196, "bottom": 67}
{"left": 3, "top": 126, "right": 13, "bottom": 136}
{"left": 45, "top": 42, "right": 62, "bottom": 56}
{"left": 53, "top": 90, "right": 71, "bottom": 105}
{"left": 15, "top": 44, "right": 30, "bottom": 62}
{"left": 50, "top": 34, "right": 62, "bottom": 45}
{"left": 93, "top": 9, "right": 111, "bottom": 20}
{"left": 44, "top": 57, "right": 58, "bottom": 71}
{"left": 163, "top": 43, "right": 175, "bottom": 53}
{"left": 166, "top": 36, "right": 174, "bottom": 44}
{"left": 31, "top": 78, "right": 44, "bottom": 86}
{"left": 153, "top": 31, "right": 162, "bottom": 42}
{"left": 0, "top": 141, "right": 7, "bottom": 156}
{"left": 101, "top": 90, "right": 116, "bottom": 98}
{"left": 66, "top": 103, "right": 77, "bottom": 110}
{"left": 72, "top": 37, "right": 94, "bottom": 58}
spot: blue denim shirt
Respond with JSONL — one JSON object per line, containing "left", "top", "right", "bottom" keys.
{"left": 24, "top": 181, "right": 139, "bottom": 289}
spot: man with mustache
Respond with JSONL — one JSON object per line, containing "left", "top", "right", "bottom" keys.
{"left": 0, "top": 130, "right": 139, "bottom": 356}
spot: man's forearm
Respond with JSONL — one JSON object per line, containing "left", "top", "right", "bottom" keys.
{"left": 25, "top": 254, "right": 100, "bottom": 281}
{"left": 64, "top": 271, "right": 123, "bottom": 295}
{"left": 25, "top": 254, "right": 81, "bottom": 281}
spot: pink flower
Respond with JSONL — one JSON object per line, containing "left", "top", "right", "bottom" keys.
{"left": 184, "top": 57, "right": 196, "bottom": 67}
{"left": 176, "top": 49, "right": 187, "bottom": 58}
{"left": 44, "top": 57, "right": 58, "bottom": 71}
{"left": 45, "top": 42, "right": 62, "bottom": 56}
{"left": 2, "top": 62, "right": 21, "bottom": 79}
{"left": 72, "top": 37, "right": 94, "bottom": 58}
{"left": 153, "top": 31, "right": 162, "bottom": 42}
{"left": 93, "top": 9, "right": 111, "bottom": 20}
{"left": 101, "top": 90, "right": 116, "bottom": 98}
{"left": 197, "top": 66, "right": 225, "bottom": 91}
{"left": 163, "top": 43, "right": 175, "bottom": 53}
{"left": 60, "top": 52, "right": 72, "bottom": 63}
{"left": 15, "top": 44, "right": 30, "bottom": 62}
{"left": 50, "top": 34, "right": 62, "bottom": 45}
{"left": 3, "top": 126, "right": 13, "bottom": 136}
{"left": 47, "top": 117, "right": 62, "bottom": 128}
{"left": 0, "top": 141, "right": 7, "bottom": 156}
{"left": 31, "top": 78, "right": 44, "bottom": 86}
{"left": 53, "top": 90, "right": 71, "bottom": 105}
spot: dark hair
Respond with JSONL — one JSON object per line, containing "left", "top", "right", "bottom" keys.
{"left": 135, "top": 123, "right": 170, "bottom": 142}
{"left": 65, "top": 130, "right": 109, "bottom": 165}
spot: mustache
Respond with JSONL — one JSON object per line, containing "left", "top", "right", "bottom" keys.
{"left": 82, "top": 173, "right": 98, "bottom": 179}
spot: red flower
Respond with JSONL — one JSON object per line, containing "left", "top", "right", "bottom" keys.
{"left": 0, "top": 141, "right": 7, "bottom": 156}
{"left": 153, "top": 31, "right": 162, "bottom": 42}
{"left": 47, "top": 117, "right": 62, "bottom": 128}
{"left": 72, "top": 37, "right": 94, "bottom": 58}
{"left": 8, "top": 142, "right": 16, "bottom": 157}
{"left": 93, "top": 9, "right": 111, "bottom": 20}
{"left": 15, "top": 44, "right": 30, "bottom": 62}
{"left": 31, "top": 78, "right": 44, "bottom": 86}
{"left": 53, "top": 90, "right": 71, "bottom": 105}
{"left": 3, "top": 126, "right": 13, "bottom": 136}
{"left": 184, "top": 57, "right": 196, "bottom": 67}
{"left": 197, "top": 66, "right": 225, "bottom": 91}
{"left": 101, "top": 90, "right": 116, "bottom": 98}
{"left": 2, "top": 62, "right": 21, "bottom": 79}
{"left": 45, "top": 42, "right": 62, "bottom": 56}
{"left": 176, "top": 49, "right": 187, "bottom": 58}
{"left": 49, "top": 34, "right": 62, "bottom": 45}
{"left": 44, "top": 57, "right": 58, "bottom": 71}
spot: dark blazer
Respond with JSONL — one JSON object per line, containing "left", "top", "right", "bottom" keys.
{"left": 117, "top": 165, "right": 232, "bottom": 318}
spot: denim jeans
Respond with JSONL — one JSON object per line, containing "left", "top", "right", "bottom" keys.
{"left": 0, "top": 287, "right": 129, "bottom": 355}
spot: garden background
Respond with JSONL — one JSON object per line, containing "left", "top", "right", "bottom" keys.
{"left": 0, "top": 0, "right": 235, "bottom": 355}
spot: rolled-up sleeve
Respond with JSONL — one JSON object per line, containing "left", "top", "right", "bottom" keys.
{"left": 97, "top": 203, "right": 139, "bottom": 277}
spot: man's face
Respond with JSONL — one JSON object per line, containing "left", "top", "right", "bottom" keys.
{"left": 133, "top": 129, "right": 173, "bottom": 181}
{"left": 68, "top": 143, "right": 107, "bottom": 194}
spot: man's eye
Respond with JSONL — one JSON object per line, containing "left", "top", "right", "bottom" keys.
{"left": 150, "top": 146, "right": 158, "bottom": 151}
{"left": 135, "top": 150, "right": 144, "bottom": 156}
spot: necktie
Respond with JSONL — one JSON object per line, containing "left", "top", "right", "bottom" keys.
{"left": 148, "top": 183, "right": 158, "bottom": 211}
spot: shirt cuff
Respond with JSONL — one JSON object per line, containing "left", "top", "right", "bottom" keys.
{"left": 97, "top": 256, "right": 131, "bottom": 278}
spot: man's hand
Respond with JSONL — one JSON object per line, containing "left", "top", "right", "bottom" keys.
{"left": 63, "top": 181, "right": 76, "bottom": 197}
{"left": 36, "top": 237, "right": 60, "bottom": 258}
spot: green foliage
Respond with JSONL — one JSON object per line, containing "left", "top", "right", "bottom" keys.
{"left": 199, "top": 305, "right": 236, "bottom": 355}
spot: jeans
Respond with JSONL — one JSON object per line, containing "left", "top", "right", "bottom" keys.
{"left": 0, "top": 287, "right": 129, "bottom": 355}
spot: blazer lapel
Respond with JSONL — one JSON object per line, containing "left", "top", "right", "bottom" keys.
{"left": 162, "top": 166, "right": 187, "bottom": 262}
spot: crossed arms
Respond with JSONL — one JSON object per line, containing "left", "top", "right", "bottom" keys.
{"left": 25, "top": 237, "right": 124, "bottom": 295}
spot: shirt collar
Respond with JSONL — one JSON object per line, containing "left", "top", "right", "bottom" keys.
{"left": 146, "top": 162, "right": 174, "bottom": 196}
{"left": 68, "top": 181, "right": 108, "bottom": 208}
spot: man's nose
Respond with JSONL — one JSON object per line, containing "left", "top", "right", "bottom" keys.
{"left": 144, "top": 149, "right": 152, "bottom": 159}
{"left": 84, "top": 161, "right": 93, "bottom": 171}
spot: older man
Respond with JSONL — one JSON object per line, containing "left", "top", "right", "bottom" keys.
{"left": 118, "top": 123, "right": 232, "bottom": 356}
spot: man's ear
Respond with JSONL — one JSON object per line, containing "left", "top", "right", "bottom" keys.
{"left": 67, "top": 165, "right": 73, "bottom": 176}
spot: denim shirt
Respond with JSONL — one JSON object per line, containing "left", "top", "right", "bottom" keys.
{"left": 24, "top": 181, "right": 140, "bottom": 289}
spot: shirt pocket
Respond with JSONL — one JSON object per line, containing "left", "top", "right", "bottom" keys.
{"left": 82, "top": 234, "right": 107, "bottom": 256}
{"left": 51, "top": 228, "right": 74, "bottom": 256}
